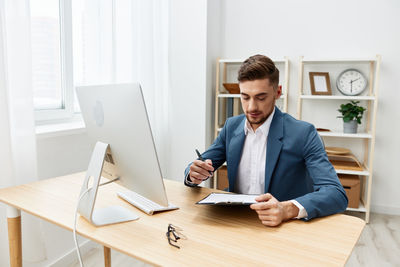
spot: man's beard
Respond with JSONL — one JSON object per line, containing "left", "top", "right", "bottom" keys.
{"left": 245, "top": 113, "right": 268, "bottom": 126}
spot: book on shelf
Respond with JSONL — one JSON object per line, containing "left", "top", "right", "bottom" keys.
{"left": 226, "top": 98, "right": 233, "bottom": 118}
{"left": 233, "top": 98, "right": 243, "bottom": 116}
{"left": 218, "top": 98, "right": 245, "bottom": 129}
{"left": 225, "top": 98, "right": 243, "bottom": 119}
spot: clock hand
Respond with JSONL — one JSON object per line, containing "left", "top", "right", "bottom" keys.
{"left": 350, "top": 80, "right": 353, "bottom": 93}
{"left": 352, "top": 78, "right": 360, "bottom": 83}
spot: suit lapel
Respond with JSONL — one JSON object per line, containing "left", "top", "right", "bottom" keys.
{"left": 227, "top": 118, "right": 246, "bottom": 192}
{"left": 264, "top": 108, "right": 284, "bottom": 193}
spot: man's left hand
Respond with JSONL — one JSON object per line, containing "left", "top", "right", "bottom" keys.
{"left": 250, "top": 193, "right": 299, "bottom": 227}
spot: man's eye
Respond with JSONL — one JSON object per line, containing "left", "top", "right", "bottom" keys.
{"left": 257, "top": 97, "right": 266, "bottom": 101}
{"left": 241, "top": 96, "right": 249, "bottom": 100}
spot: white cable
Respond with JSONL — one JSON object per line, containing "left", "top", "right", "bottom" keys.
{"left": 73, "top": 177, "right": 120, "bottom": 267}
{"left": 73, "top": 187, "right": 90, "bottom": 267}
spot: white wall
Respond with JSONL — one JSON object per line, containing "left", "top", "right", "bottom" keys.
{"left": 205, "top": 0, "right": 221, "bottom": 147}
{"left": 167, "top": 0, "right": 209, "bottom": 181}
{"left": 36, "top": 133, "right": 93, "bottom": 180}
{"left": 219, "top": 0, "right": 400, "bottom": 214}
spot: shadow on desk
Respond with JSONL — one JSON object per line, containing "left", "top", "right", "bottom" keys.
{"left": 191, "top": 204, "right": 273, "bottom": 230}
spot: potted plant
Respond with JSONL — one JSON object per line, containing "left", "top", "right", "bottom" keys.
{"left": 337, "top": 101, "right": 366, "bottom": 133}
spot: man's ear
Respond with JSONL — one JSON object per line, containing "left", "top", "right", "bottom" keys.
{"left": 275, "top": 85, "right": 282, "bottom": 99}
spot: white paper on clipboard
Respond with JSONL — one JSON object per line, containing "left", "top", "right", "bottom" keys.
{"left": 196, "top": 193, "right": 258, "bottom": 205}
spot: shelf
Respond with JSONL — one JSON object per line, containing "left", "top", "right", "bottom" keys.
{"left": 300, "top": 95, "right": 375, "bottom": 100}
{"left": 318, "top": 132, "right": 372, "bottom": 139}
{"left": 218, "top": 94, "right": 241, "bottom": 98}
{"left": 218, "top": 94, "right": 286, "bottom": 99}
{"left": 297, "top": 55, "right": 380, "bottom": 223}
{"left": 335, "top": 168, "right": 370, "bottom": 176}
{"left": 302, "top": 58, "right": 376, "bottom": 63}
{"left": 219, "top": 59, "right": 285, "bottom": 63}
{"left": 346, "top": 201, "right": 367, "bottom": 212}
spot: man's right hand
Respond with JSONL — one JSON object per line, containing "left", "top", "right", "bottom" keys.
{"left": 189, "top": 159, "right": 214, "bottom": 185}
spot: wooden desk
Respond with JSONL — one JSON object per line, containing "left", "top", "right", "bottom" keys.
{"left": 0, "top": 172, "right": 365, "bottom": 266}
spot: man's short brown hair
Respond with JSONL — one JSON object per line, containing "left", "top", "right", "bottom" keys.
{"left": 237, "top": 54, "right": 279, "bottom": 89}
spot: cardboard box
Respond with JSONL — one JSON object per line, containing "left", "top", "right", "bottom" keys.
{"left": 217, "top": 166, "right": 229, "bottom": 190}
{"left": 338, "top": 174, "right": 360, "bottom": 208}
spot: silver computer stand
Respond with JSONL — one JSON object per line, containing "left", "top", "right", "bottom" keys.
{"left": 77, "top": 141, "right": 139, "bottom": 226}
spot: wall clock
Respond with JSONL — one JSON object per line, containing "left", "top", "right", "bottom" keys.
{"left": 336, "top": 69, "right": 368, "bottom": 96}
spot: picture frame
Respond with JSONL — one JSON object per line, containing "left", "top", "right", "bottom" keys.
{"left": 309, "top": 72, "right": 332, "bottom": 95}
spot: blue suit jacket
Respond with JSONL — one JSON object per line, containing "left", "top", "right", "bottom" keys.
{"left": 184, "top": 107, "right": 348, "bottom": 220}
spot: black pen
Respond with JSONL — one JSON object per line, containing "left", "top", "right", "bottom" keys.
{"left": 195, "top": 149, "right": 204, "bottom": 161}
{"left": 195, "top": 149, "right": 213, "bottom": 175}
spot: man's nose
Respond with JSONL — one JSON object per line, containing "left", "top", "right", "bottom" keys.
{"left": 248, "top": 98, "right": 258, "bottom": 111}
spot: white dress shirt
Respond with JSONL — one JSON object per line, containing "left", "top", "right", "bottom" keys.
{"left": 235, "top": 108, "right": 308, "bottom": 219}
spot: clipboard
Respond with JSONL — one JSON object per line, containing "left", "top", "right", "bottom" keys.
{"left": 196, "top": 193, "right": 258, "bottom": 205}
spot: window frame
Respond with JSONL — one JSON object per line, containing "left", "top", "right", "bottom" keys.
{"left": 34, "top": 0, "right": 75, "bottom": 123}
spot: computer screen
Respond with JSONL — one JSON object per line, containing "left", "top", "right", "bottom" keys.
{"left": 76, "top": 83, "right": 169, "bottom": 207}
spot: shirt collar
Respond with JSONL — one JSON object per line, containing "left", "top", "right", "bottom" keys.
{"left": 243, "top": 107, "right": 275, "bottom": 136}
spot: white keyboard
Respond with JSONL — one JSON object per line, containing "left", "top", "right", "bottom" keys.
{"left": 117, "top": 190, "right": 178, "bottom": 215}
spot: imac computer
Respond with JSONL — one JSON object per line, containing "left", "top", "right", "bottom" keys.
{"left": 76, "top": 83, "right": 178, "bottom": 220}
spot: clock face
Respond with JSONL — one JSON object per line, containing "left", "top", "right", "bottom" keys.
{"left": 336, "top": 69, "right": 367, "bottom": 96}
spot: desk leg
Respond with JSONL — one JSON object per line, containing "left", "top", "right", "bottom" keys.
{"left": 7, "top": 206, "right": 22, "bottom": 267}
{"left": 103, "top": 246, "right": 111, "bottom": 267}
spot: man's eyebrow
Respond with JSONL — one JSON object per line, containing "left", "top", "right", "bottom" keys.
{"left": 255, "top": 93, "right": 268, "bottom": 97}
{"left": 240, "top": 92, "right": 268, "bottom": 97}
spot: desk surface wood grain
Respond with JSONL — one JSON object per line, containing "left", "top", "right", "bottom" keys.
{"left": 0, "top": 173, "right": 365, "bottom": 266}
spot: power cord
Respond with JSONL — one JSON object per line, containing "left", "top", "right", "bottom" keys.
{"left": 73, "top": 177, "right": 120, "bottom": 267}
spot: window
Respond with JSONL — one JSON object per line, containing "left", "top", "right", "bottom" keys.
{"left": 31, "top": 0, "right": 127, "bottom": 122}
{"left": 32, "top": 0, "right": 166, "bottom": 124}
{"left": 31, "top": 0, "right": 74, "bottom": 122}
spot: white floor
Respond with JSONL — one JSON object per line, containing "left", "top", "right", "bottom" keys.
{"left": 346, "top": 212, "right": 400, "bottom": 267}
{"left": 69, "top": 212, "right": 400, "bottom": 267}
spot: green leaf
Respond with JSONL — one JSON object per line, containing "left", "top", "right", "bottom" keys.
{"left": 337, "top": 101, "right": 366, "bottom": 122}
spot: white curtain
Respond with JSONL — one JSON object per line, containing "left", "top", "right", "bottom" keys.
{"left": 0, "top": 0, "right": 46, "bottom": 265}
{"left": 73, "top": 0, "right": 170, "bottom": 177}
{"left": 0, "top": 0, "right": 169, "bottom": 264}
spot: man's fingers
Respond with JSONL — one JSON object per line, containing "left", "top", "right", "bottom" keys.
{"left": 256, "top": 213, "right": 281, "bottom": 227}
{"left": 250, "top": 201, "right": 277, "bottom": 211}
{"left": 190, "top": 171, "right": 208, "bottom": 181}
{"left": 189, "top": 175, "right": 202, "bottom": 184}
{"left": 189, "top": 172, "right": 206, "bottom": 184}
{"left": 261, "top": 220, "right": 280, "bottom": 227}
{"left": 194, "top": 160, "right": 214, "bottom": 172}
{"left": 191, "top": 164, "right": 212, "bottom": 178}
{"left": 250, "top": 194, "right": 284, "bottom": 227}
{"left": 255, "top": 208, "right": 280, "bottom": 217}
{"left": 205, "top": 159, "right": 213, "bottom": 167}
{"left": 257, "top": 215, "right": 274, "bottom": 221}
{"left": 255, "top": 193, "right": 273, "bottom": 202}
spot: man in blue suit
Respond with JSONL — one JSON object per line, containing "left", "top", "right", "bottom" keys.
{"left": 184, "top": 55, "right": 348, "bottom": 226}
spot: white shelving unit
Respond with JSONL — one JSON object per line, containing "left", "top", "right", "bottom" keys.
{"left": 296, "top": 55, "right": 381, "bottom": 223}
{"left": 318, "top": 132, "right": 372, "bottom": 139}
{"left": 300, "top": 95, "right": 375, "bottom": 100}
{"left": 213, "top": 57, "right": 290, "bottom": 190}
